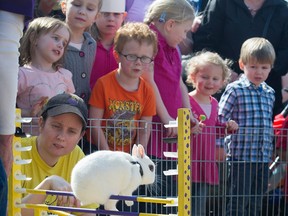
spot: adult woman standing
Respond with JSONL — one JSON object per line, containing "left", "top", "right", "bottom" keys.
{"left": 193, "top": 0, "right": 288, "bottom": 116}
{"left": 0, "top": 0, "right": 34, "bottom": 214}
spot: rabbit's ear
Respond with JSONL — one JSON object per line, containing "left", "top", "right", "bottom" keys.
{"left": 138, "top": 144, "right": 145, "bottom": 159}
{"left": 132, "top": 144, "right": 146, "bottom": 158}
{"left": 132, "top": 144, "right": 138, "bottom": 156}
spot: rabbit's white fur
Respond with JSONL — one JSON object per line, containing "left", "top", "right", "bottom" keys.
{"left": 71, "top": 144, "right": 155, "bottom": 211}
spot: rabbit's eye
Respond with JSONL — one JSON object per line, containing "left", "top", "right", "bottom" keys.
{"left": 149, "top": 164, "right": 154, "bottom": 172}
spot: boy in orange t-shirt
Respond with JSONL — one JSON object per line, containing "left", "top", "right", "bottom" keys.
{"left": 89, "top": 22, "right": 157, "bottom": 153}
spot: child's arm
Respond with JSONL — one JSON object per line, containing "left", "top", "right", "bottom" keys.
{"left": 137, "top": 116, "right": 152, "bottom": 150}
{"left": 215, "top": 120, "right": 238, "bottom": 138}
{"left": 142, "top": 66, "right": 177, "bottom": 137}
{"left": 218, "top": 85, "right": 236, "bottom": 123}
{"left": 180, "top": 79, "right": 199, "bottom": 129}
{"left": 89, "top": 106, "right": 110, "bottom": 150}
{"left": 216, "top": 146, "right": 226, "bottom": 161}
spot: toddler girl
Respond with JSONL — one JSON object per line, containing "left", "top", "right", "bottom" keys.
{"left": 17, "top": 17, "right": 75, "bottom": 118}
{"left": 186, "top": 51, "right": 238, "bottom": 216}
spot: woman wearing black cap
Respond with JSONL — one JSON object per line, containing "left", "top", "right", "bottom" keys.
{"left": 20, "top": 93, "right": 97, "bottom": 215}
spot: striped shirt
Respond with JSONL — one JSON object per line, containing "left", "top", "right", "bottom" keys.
{"left": 218, "top": 75, "right": 275, "bottom": 162}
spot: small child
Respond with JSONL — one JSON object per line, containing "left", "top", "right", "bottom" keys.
{"left": 143, "top": 0, "right": 200, "bottom": 154}
{"left": 142, "top": 0, "right": 200, "bottom": 214}
{"left": 218, "top": 37, "right": 276, "bottom": 215}
{"left": 89, "top": 0, "right": 126, "bottom": 90}
{"left": 17, "top": 17, "right": 75, "bottom": 118}
{"left": 186, "top": 51, "right": 238, "bottom": 216}
{"left": 89, "top": 22, "right": 157, "bottom": 153}
{"left": 60, "top": 0, "right": 102, "bottom": 105}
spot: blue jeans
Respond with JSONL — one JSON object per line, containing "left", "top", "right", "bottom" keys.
{"left": 0, "top": 160, "right": 7, "bottom": 216}
{"left": 226, "top": 160, "right": 269, "bottom": 216}
{"left": 191, "top": 182, "right": 208, "bottom": 216}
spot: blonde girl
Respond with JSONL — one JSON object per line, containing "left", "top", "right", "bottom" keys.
{"left": 186, "top": 51, "right": 238, "bottom": 216}
{"left": 17, "top": 17, "right": 75, "bottom": 118}
{"left": 140, "top": 0, "right": 200, "bottom": 214}
{"left": 60, "top": 0, "right": 102, "bottom": 105}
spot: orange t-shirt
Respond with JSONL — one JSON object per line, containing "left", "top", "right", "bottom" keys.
{"left": 89, "top": 69, "right": 156, "bottom": 152}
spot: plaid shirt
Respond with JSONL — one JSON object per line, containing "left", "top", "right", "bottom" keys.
{"left": 218, "top": 75, "right": 275, "bottom": 162}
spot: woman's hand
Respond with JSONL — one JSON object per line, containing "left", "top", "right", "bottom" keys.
{"left": 191, "top": 15, "right": 202, "bottom": 33}
{"left": 21, "top": 175, "right": 81, "bottom": 216}
{"left": 46, "top": 175, "right": 81, "bottom": 207}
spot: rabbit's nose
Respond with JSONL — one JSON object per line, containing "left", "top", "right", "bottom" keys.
{"left": 149, "top": 164, "right": 154, "bottom": 172}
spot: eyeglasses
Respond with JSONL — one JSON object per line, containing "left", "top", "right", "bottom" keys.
{"left": 119, "top": 52, "right": 154, "bottom": 64}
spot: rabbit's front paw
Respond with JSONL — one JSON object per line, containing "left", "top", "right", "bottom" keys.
{"left": 125, "top": 200, "right": 134, "bottom": 206}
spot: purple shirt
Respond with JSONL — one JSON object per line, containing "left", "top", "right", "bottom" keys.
{"left": 125, "top": 0, "right": 154, "bottom": 22}
{"left": 0, "top": 0, "right": 34, "bottom": 18}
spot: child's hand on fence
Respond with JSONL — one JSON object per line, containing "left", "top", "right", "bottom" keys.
{"left": 164, "top": 116, "right": 178, "bottom": 137}
{"left": 191, "top": 120, "right": 204, "bottom": 134}
{"left": 226, "top": 120, "right": 238, "bottom": 131}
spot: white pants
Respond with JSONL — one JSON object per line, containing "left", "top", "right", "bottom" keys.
{"left": 0, "top": 10, "right": 24, "bottom": 134}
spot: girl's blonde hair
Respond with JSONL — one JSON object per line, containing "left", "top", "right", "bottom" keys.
{"left": 144, "top": 0, "right": 195, "bottom": 25}
{"left": 186, "top": 51, "right": 231, "bottom": 88}
{"left": 19, "top": 17, "right": 71, "bottom": 70}
{"left": 239, "top": 37, "right": 276, "bottom": 65}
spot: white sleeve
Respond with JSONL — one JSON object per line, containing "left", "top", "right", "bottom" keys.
{"left": 0, "top": 11, "right": 24, "bottom": 134}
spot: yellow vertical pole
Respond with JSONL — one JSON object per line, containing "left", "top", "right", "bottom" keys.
{"left": 177, "top": 108, "right": 191, "bottom": 216}
{"left": 8, "top": 109, "right": 22, "bottom": 216}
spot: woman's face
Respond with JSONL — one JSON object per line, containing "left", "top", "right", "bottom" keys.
{"left": 37, "top": 113, "right": 83, "bottom": 166}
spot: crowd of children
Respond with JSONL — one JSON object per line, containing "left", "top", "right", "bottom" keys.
{"left": 1, "top": 0, "right": 288, "bottom": 215}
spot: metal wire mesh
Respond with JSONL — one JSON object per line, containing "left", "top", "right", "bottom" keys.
{"left": 20, "top": 119, "right": 288, "bottom": 216}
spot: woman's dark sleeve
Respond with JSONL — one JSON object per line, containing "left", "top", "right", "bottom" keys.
{"left": 193, "top": 0, "right": 227, "bottom": 53}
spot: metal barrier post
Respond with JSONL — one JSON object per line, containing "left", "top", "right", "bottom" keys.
{"left": 177, "top": 108, "right": 191, "bottom": 216}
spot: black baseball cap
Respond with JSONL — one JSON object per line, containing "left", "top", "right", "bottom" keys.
{"left": 40, "top": 93, "right": 88, "bottom": 129}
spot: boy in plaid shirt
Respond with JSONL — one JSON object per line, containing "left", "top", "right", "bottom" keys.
{"left": 218, "top": 37, "right": 275, "bottom": 216}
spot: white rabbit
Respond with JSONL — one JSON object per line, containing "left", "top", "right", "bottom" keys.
{"left": 71, "top": 144, "right": 155, "bottom": 211}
